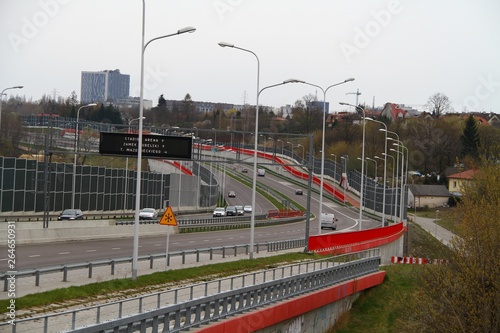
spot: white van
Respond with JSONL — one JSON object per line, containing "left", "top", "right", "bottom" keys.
{"left": 257, "top": 168, "right": 265, "bottom": 177}
{"left": 320, "top": 212, "right": 338, "bottom": 230}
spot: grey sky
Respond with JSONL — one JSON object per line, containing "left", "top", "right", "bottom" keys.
{"left": 1, "top": 0, "right": 499, "bottom": 113}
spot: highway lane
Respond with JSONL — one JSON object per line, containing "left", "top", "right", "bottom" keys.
{"left": 0, "top": 221, "right": 310, "bottom": 271}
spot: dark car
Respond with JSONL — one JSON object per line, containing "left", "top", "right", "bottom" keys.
{"left": 58, "top": 209, "right": 84, "bottom": 220}
{"left": 225, "top": 205, "right": 238, "bottom": 216}
{"left": 295, "top": 189, "right": 303, "bottom": 195}
{"left": 242, "top": 168, "right": 248, "bottom": 173}
{"left": 228, "top": 191, "right": 236, "bottom": 198}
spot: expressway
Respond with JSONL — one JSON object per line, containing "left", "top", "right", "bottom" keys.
{"left": 0, "top": 163, "right": 380, "bottom": 271}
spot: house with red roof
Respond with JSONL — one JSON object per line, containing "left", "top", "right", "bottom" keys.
{"left": 447, "top": 169, "right": 479, "bottom": 195}
{"left": 380, "top": 103, "right": 408, "bottom": 122}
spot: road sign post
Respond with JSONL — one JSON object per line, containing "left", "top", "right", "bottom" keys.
{"left": 160, "top": 206, "right": 177, "bottom": 270}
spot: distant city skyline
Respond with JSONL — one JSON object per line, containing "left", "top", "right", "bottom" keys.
{"left": 1, "top": 1, "right": 499, "bottom": 113}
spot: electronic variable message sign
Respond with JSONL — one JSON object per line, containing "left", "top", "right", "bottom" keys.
{"left": 99, "top": 132, "right": 192, "bottom": 160}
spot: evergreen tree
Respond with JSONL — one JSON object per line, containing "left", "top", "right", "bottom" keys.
{"left": 460, "top": 114, "right": 480, "bottom": 159}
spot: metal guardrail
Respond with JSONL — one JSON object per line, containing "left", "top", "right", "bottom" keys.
{"left": 3, "top": 249, "right": 381, "bottom": 333}
{"left": 1, "top": 239, "right": 306, "bottom": 291}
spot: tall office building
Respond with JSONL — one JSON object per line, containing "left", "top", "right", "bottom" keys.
{"left": 81, "top": 69, "right": 130, "bottom": 103}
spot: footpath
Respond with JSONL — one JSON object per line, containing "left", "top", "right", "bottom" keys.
{"left": 410, "top": 214, "right": 456, "bottom": 247}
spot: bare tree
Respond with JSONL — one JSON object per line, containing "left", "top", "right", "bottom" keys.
{"left": 426, "top": 92, "right": 453, "bottom": 117}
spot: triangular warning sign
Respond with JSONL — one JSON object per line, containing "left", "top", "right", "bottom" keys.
{"left": 159, "top": 206, "right": 177, "bottom": 226}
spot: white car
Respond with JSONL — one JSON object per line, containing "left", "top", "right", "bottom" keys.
{"left": 243, "top": 205, "right": 253, "bottom": 213}
{"left": 213, "top": 207, "right": 226, "bottom": 217}
{"left": 139, "top": 208, "right": 158, "bottom": 220}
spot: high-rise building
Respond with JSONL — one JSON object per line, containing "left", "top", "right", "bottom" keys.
{"left": 81, "top": 69, "right": 130, "bottom": 103}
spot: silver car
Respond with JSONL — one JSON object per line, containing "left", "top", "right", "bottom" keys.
{"left": 139, "top": 208, "right": 158, "bottom": 220}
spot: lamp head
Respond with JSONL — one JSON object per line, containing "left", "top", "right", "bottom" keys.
{"left": 218, "top": 41, "right": 234, "bottom": 48}
{"left": 283, "top": 78, "right": 305, "bottom": 84}
{"left": 178, "top": 27, "right": 196, "bottom": 34}
{"left": 14, "top": 86, "right": 24, "bottom": 89}
{"left": 87, "top": 103, "right": 97, "bottom": 107}
{"left": 344, "top": 78, "right": 355, "bottom": 82}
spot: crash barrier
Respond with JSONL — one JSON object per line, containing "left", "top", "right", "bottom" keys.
{"left": 1, "top": 239, "right": 306, "bottom": 291}
{"left": 267, "top": 210, "right": 304, "bottom": 218}
{"left": 309, "top": 222, "right": 405, "bottom": 255}
{"left": 391, "top": 256, "right": 449, "bottom": 265}
{"left": 2, "top": 249, "right": 381, "bottom": 333}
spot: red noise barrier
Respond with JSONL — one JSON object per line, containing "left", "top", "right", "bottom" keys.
{"left": 309, "top": 222, "right": 405, "bottom": 255}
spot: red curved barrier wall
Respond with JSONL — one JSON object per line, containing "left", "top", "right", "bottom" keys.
{"left": 309, "top": 222, "right": 405, "bottom": 255}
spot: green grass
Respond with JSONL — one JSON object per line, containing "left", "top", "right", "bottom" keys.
{"left": 331, "top": 221, "right": 451, "bottom": 332}
{"left": 0, "top": 252, "right": 320, "bottom": 312}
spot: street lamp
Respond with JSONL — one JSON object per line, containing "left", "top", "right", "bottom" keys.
{"left": 331, "top": 154, "right": 337, "bottom": 194}
{"left": 287, "top": 141, "right": 294, "bottom": 159}
{"left": 340, "top": 156, "right": 348, "bottom": 206}
{"left": 71, "top": 103, "right": 97, "bottom": 209}
{"left": 382, "top": 152, "right": 396, "bottom": 222}
{"left": 259, "top": 134, "right": 266, "bottom": 152}
{"left": 219, "top": 40, "right": 302, "bottom": 259}
{"left": 297, "top": 144, "right": 305, "bottom": 163}
{"left": 277, "top": 139, "right": 284, "bottom": 156}
{"left": 133, "top": 4, "right": 196, "bottom": 281}
{"left": 0, "top": 85, "right": 23, "bottom": 132}
{"left": 366, "top": 157, "right": 377, "bottom": 180}
{"left": 294, "top": 78, "right": 355, "bottom": 234}
{"left": 124, "top": 117, "right": 145, "bottom": 212}
{"left": 340, "top": 102, "right": 365, "bottom": 230}
{"left": 375, "top": 155, "right": 387, "bottom": 226}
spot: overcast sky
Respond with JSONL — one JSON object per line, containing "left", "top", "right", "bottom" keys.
{"left": 1, "top": 0, "right": 499, "bottom": 113}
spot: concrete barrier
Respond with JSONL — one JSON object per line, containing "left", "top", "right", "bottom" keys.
{"left": 0, "top": 220, "right": 176, "bottom": 245}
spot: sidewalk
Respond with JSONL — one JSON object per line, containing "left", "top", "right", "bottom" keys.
{"left": 410, "top": 214, "right": 456, "bottom": 246}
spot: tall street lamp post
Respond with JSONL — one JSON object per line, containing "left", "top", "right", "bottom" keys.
{"left": 0, "top": 85, "right": 23, "bottom": 132}
{"left": 366, "top": 157, "right": 377, "bottom": 180}
{"left": 382, "top": 152, "right": 396, "bottom": 222}
{"left": 277, "top": 139, "right": 284, "bottom": 156}
{"left": 219, "top": 40, "right": 302, "bottom": 259}
{"left": 72, "top": 103, "right": 97, "bottom": 209}
{"left": 297, "top": 144, "right": 304, "bottom": 163}
{"left": 124, "top": 117, "right": 144, "bottom": 212}
{"left": 341, "top": 156, "right": 347, "bottom": 206}
{"left": 133, "top": 3, "right": 196, "bottom": 281}
{"left": 374, "top": 155, "right": 386, "bottom": 225}
{"left": 392, "top": 142, "right": 408, "bottom": 223}
{"left": 293, "top": 79, "right": 355, "bottom": 233}
{"left": 340, "top": 102, "right": 365, "bottom": 230}
{"left": 330, "top": 154, "right": 337, "bottom": 196}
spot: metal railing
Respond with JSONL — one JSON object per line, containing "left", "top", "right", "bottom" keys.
{"left": 1, "top": 239, "right": 306, "bottom": 291}
{"left": 3, "top": 249, "right": 380, "bottom": 333}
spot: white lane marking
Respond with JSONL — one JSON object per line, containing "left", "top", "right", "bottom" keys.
{"left": 0, "top": 258, "right": 8, "bottom": 261}
{"left": 86, "top": 249, "right": 97, "bottom": 252}
{"left": 59, "top": 252, "right": 70, "bottom": 255}
{"left": 29, "top": 255, "right": 41, "bottom": 258}
{"left": 154, "top": 244, "right": 162, "bottom": 246}
{"left": 112, "top": 248, "right": 121, "bottom": 250}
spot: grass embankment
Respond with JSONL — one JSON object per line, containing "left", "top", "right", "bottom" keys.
{"left": 330, "top": 221, "right": 452, "bottom": 333}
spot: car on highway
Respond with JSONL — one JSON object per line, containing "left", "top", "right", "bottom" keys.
{"left": 228, "top": 191, "right": 236, "bottom": 198}
{"left": 242, "top": 168, "right": 248, "bottom": 173}
{"left": 213, "top": 207, "right": 226, "bottom": 217}
{"left": 243, "top": 205, "right": 253, "bottom": 213}
{"left": 235, "top": 205, "right": 244, "bottom": 215}
{"left": 295, "top": 189, "right": 303, "bottom": 195}
{"left": 225, "top": 205, "right": 238, "bottom": 216}
{"left": 58, "top": 209, "right": 84, "bottom": 220}
{"left": 139, "top": 208, "right": 158, "bottom": 220}
{"left": 320, "top": 213, "right": 338, "bottom": 230}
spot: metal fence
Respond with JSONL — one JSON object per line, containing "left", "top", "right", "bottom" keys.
{"left": 3, "top": 249, "right": 380, "bottom": 333}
